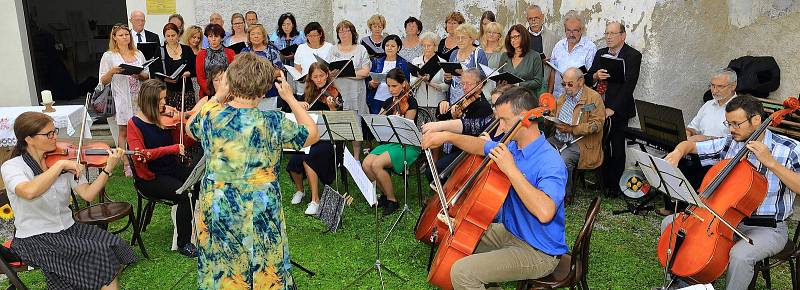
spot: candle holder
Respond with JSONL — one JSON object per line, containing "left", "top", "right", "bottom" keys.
{"left": 42, "top": 102, "right": 56, "bottom": 113}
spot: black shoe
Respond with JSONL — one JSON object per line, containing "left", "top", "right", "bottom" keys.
{"left": 178, "top": 243, "right": 198, "bottom": 258}
{"left": 377, "top": 195, "right": 388, "bottom": 208}
{"left": 383, "top": 200, "right": 399, "bottom": 215}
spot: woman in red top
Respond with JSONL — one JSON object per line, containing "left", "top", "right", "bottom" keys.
{"left": 195, "top": 23, "right": 235, "bottom": 97}
{"left": 126, "top": 79, "right": 198, "bottom": 257}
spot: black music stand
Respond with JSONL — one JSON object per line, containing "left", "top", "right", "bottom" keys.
{"left": 346, "top": 114, "right": 419, "bottom": 289}
{"left": 312, "top": 110, "right": 364, "bottom": 232}
{"left": 630, "top": 149, "right": 750, "bottom": 289}
{"left": 362, "top": 114, "right": 423, "bottom": 243}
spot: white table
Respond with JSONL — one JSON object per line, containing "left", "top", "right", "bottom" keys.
{"left": 0, "top": 105, "right": 93, "bottom": 147}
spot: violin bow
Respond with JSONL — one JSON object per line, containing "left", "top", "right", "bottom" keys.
{"left": 424, "top": 148, "right": 453, "bottom": 235}
{"left": 308, "top": 56, "right": 354, "bottom": 108}
{"left": 180, "top": 76, "right": 186, "bottom": 149}
{"left": 76, "top": 91, "right": 90, "bottom": 166}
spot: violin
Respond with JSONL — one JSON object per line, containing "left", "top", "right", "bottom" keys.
{"left": 383, "top": 78, "right": 426, "bottom": 116}
{"left": 427, "top": 93, "right": 556, "bottom": 289}
{"left": 321, "top": 85, "right": 343, "bottom": 109}
{"left": 437, "top": 63, "right": 506, "bottom": 121}
{"left": 45, "top": 141, "right": 140, "bottom": 168}
{"left": 159, "top": 106, "right": 197, "bottom": 128}
{"left": 657, "top": 97, "right": 800, "bottom": 284}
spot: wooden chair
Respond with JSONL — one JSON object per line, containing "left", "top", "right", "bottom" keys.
{"left": 517, "top": 196, "right": 602, "bottom": 290}
{"left": 0, "top": 238, "right": 28, "bottom": 290}
{"left": 71, "top": 167, "right": 148, "bottom": 258}
{"left": 748, "top": 219, "right": 800, "bottom": 290}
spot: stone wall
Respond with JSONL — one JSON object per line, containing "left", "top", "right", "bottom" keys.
{"left": 192, "top": 0, "right": 800, "bottom": 123}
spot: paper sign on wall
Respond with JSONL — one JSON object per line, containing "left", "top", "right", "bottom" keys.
{"left": 147, "top": 0, "right": 176, "bottom": 15}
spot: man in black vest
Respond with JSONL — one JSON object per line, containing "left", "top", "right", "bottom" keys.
{"left": 585, "top": 21, "right": 642, "bottom": 197}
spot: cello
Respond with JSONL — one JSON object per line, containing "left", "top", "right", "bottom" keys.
{"left": 657, "top": 96, "right": 800, "bottom": 284}
{"left": 426, "top": 99, "right": 555, "bottom": 290}
{"left": 415, "top": 93, "right": 555, "bottom": 245}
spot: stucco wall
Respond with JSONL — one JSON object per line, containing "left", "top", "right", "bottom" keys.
{"left": 0, "top": 0, "right": 37, "bottom": 106}
{"left": 188, "top": 0, "right": 800, "bottom": 123}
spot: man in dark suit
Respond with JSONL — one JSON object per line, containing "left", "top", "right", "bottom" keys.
{"left": 585, "top": 21, "right": 642, "bottom": 197}
{"left": 129, "top": 10, "right": 160, "bottom": 61}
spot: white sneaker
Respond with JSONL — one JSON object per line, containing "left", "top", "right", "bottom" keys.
{"left": 304, "top": 201, "right": 319, "bottom": 215}
{"left": 291, "top": 191, "right": 305, "bottom": 205}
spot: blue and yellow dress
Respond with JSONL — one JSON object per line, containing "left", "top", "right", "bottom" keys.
{"left": 189, "top": 100, "right": 309, "bottom": 289}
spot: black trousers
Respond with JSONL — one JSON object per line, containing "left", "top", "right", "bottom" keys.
{"left": 425, "top": 148, "right": 463, "bottom": 183}
{"left": 601, "top": 115, "right": 629, "bottom": 194}
{"left": 136, "top": 166, "right": 199, "bottom": 248}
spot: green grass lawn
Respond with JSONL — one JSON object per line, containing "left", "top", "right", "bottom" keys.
{"left": 3, "top": 165, "right": 794, "bottom": 289}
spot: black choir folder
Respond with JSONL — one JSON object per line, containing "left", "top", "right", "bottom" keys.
{"left": 155, "top": 63, "right": 187, "bottom": 80}
{"left": 280, "top": 44, "right": 298, "bottom": 56}
{"left": 489, "top": 72, "right": 524, "bottom": 85}
{"left": 119, "top": 57, "right": 158, "bottom": 75}
{"left": 440, "top": 62, "right": 466, "bottom": 76}
{"left": 595, "top": 54, "right": 626, "bottom": 83}
{"left": 227, "top": 42, "right": 247, "bottom": 54}
{"left": 313, "top": 54, "right": 356, "bottom": 78}
{"left": 409, "top": 57, "right": 442, "bottom": 78}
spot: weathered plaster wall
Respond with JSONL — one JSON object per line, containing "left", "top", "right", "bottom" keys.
{"left": 191, "top": 0, "right": 800, "bottom": 123}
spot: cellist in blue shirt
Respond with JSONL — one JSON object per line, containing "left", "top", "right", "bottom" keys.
{"left": 422, "top": 86, "right": 569, "bottom": 289}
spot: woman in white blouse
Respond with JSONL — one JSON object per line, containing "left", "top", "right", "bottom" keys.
{"left": 293, "top": 22, "right": 333, "bottom": 94}
{"left": 411, "top": 32, "right": 448, "bottom": 123}
{"left": 1, "top": 112, "right": 136, "bottom": 290}
{"left": 99, "top": 23, "right": 149, "bottom": 176}
{"left": 329, "top": 20, "right": 371, "bottom": 160}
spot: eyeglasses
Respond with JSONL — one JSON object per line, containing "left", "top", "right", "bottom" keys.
{"left": 338, "top": 29, "right": 351, "bottom": 34}
{"left": 232, "top": 22, "right": 244, "bottom": 25}
{"left": 527, "top": 16, "right": 543, "bottom": 21}
{"left": 723, "top": 115, "right": 755, "bottom": 129}
{"left": 565, "top": 29, "right": 581, "bottom": 34}
{"left": 33, "top": 128, "right": 59, "bottom": 139}
{"left": 509, "top": 34, "right": 521, "bottom": 40}
{"left": 561, "top": 81, "right": 577, "bottom": 88}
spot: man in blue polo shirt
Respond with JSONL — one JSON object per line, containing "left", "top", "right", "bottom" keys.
{"left": 422, "top": 86, "right": 569, "bottom": 289}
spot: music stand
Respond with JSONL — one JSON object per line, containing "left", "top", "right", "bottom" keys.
{"left": 630, "top": 149, "right": 752, "bottom": 289}
{"left": 312, "top": 110, "right": 363, "bottom": 232}
{"left": 361, "top": 114, "right": 422, "bottom": 243}
{"left": 345, "top": 182, "right": 405, "bottom": 289}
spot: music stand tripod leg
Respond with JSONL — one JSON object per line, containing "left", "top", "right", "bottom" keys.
{"left": 290, "top": 259, "right": 315, "bottom": 277}
{"left": 383, "top": 134, "right": 413, "bottom": 244}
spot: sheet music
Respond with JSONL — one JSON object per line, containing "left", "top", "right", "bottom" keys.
{"left": 479, "top": 63, "right": 499, "bottom": 78}
{"left": 284, "top": 65, "right": 306, "bottom": 81}
{"left": 343, "top": 147, "right": 376, "bottom": 206}
{"left": 629, "top": 149, "right": 703, "bottom": 207}
{"left": 313, "top": 110, "right": 363, "bottom": 141}
{"left": 284, "top": 112, "right": 319, "bottom": 154}
{"left": 361, "top": 114, "right": 422, "bottom": 146}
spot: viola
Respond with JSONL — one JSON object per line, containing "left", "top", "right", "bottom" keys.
{"left": 657, "top": 97, "right": 800, "bottom": 284}
{"left": 45, "top": 141, "right": 140, "bottom": 168}
{"left": 427, "top": 93, "right": 556, "bottom": 289}
{"left": 436, "top": 63, "right": 506, "bottom": 121}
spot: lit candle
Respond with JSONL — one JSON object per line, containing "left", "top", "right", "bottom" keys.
{"left": 41, "top": 90, "right": 53, "bottom": 104}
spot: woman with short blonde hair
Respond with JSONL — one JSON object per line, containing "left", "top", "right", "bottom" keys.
{"left": 361, "top": 14, "right": 388, "bottom": 58}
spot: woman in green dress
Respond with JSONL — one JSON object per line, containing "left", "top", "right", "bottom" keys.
{"left": 361, "top": 68, "right": 419, "bottom": 215}
{"left": 187, "top": 52, "right": 319, "bottom": 289}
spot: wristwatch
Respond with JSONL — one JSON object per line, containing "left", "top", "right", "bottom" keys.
{"left": 100, "top": 168, "right": 112, "bottom": 177}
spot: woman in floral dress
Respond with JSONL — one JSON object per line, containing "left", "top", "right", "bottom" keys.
{"left": 188, "top": 52, "right": 319, "bottom": 289}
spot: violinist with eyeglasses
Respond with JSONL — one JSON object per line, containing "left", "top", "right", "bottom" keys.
{"left": 126, "top": 79, "right": 199, "bottom": 258}
{"left": 1, "top": 112, "right": 137, "bottom": 290}
{"left": 424, "top": 68, "right": 493, "bottom": 183}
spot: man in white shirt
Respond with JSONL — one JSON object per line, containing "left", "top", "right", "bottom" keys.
{"left": 549, "top": 11, "right": 596, "bottom": 97}
{"left": 129, "top": 10, "right": 159, "bottom": 46}
{"left": 526, "top": 5, "right": 559, "bottom": 92}
{"left": 686, "top": 68, "right": 738, "bottom": 141}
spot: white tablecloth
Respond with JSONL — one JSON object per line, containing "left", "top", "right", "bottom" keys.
{"left": 0, "top": 105, "right": 93, "bottom": 147}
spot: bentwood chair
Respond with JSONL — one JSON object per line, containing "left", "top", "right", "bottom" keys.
{"left": 517, "top": 196, "right": 602, "bottom": 290}
{"left": 71, "top": 167, "right": 148, "bottom": 258}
